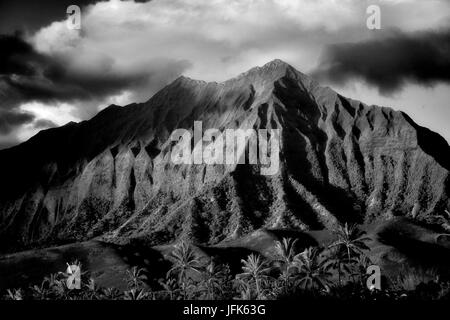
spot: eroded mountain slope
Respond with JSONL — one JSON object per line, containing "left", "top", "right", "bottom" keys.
{"left": 0, "top": 60, "right": 448, "bottom": 252}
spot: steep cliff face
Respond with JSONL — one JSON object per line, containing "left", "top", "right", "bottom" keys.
{"left": 0, "top": 60, "right": 449, "bottom": 252}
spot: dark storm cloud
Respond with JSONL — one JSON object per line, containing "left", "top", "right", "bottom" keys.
{"left": 33, "top": 118, "right": 57, "bottom": 129}
{"left": 0, "top": 32, "right": 39, "bottom": 76}
{"left": 0, "top": 33, "right": 73, "bottom": 110}
{"left": 0, "top": 109, "right": 35, "bottom": 134}
{"left": 0, "top": 33, "right": 190, "bottom": 106}
{"left": 1, "top": 34, "right": 188, "bottom": 107}
{"left": 0, "top": 32, "right": 191, "bottom": 134}
{"left": 0, "top": 35, "right": 39, "bottom": 134}
{"left": 313, "top": 29, "right": 450, "bottom": 94}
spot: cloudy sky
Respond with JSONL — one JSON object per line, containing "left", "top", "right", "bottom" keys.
{"left": 0, "top": 0, "right": 449, "bottom": 149}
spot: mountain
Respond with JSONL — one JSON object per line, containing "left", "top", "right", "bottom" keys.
{"left": 0, "top": 59, "right": 449, "bottom": 253}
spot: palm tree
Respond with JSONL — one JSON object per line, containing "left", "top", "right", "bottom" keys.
{"left": 30, "top": 280, "right": 50, "bottom": 299}
{"left": 329, "top": 223, "right": 371, "bottom": 262}
{"left": 5, "top": 288, "right": 23, "bottom": 300}
{"left": 274, "top": 238, "right": 298, "bottom": 268}
{"left": 126, "top": 266, "right": 147, "bottom": 289}
{"left": 273, "top": 238, "right": 298, "bottom": 287}
{"left": 167, "top": 241, "right": 203, "bottom": 298}
{"left": 292, "top": 247, "right": 332, "bottom": 292}
{"left": 44, "top": 272, "right": 67, "bottom": 299}
{"left": 200, "top": 261, "right": 226, "bottom": 300}
{"left": 238, "top": 254, "right": 271, "bottom": 299}
{"left": 82, "top": 278, "right": 101, "bottom": 300}
{"left": 327, "top": 247, "right": 347, "bottom": 285}
{"left": 350, "top": 254, "right": 372, "bottom": 286}
{"left": 43, "top": 273, "right": 59, "bottom": 288}
{"left": 124, "top": 288, "right": 149, "bottom": 300}
{"left": 234, "top": 277, "right": 254, "bottom": 300}
{"left": 158, "top": 277, "right": 179, "bottom": 300}
{"left": 101, "top": 287, "right": 122, "bottom": 299}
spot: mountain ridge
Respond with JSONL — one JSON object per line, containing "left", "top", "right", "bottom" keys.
{"left": 0, "top": 60, "right": 449, "bottom": 253}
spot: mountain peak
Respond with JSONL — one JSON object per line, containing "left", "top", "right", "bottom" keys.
{"left": 167, "top": 59, "right": 308, "bottom": 91}
{"left": 173, "top": 75, "right": 207, "bottom": 85}
{"left": 262, "top": 59, "right": 293, "bottom": 69}
{"left": 239, "top": 59, "right": 293, "bottom": 76}
{"left": 225, "top": 59, "right": 307, "bottom": 87}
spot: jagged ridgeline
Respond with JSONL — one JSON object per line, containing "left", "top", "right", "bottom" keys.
{"left": 0, "top": 60, "right": 449, "bottom": 252}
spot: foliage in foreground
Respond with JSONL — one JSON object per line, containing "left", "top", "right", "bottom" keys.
{"left": 3, "top": 224, "right": 450, "bottom": 301}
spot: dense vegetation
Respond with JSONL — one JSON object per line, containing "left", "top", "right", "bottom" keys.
{"left": 3, "top": 223, "right": 450, "bottom": 301}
